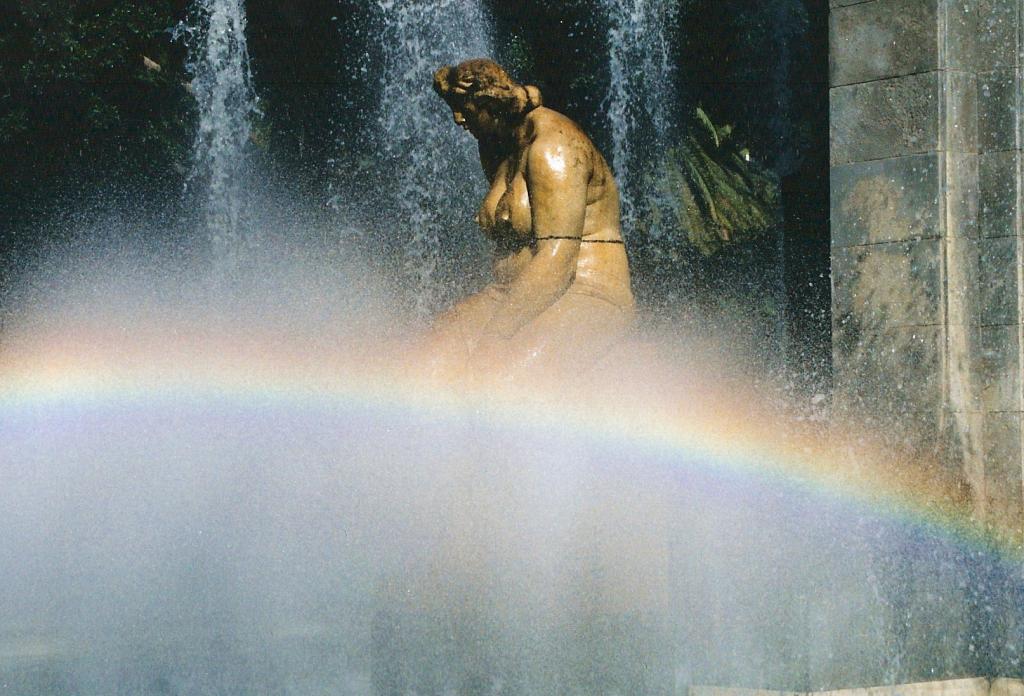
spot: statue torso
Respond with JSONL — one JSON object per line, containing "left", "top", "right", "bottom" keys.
{"left": 478, "top": 155, "right": 532, "bottom": 245}
{"left": 476, "top": 108, "right": 634, "bottom": 308}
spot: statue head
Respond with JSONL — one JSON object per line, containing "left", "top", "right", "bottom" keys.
{"left": 433, "top": 59, "right": 543, "bottom": 138}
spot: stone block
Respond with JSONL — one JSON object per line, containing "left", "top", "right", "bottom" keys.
{"left": 945, "top": 236, "right": 980, "bottom": 325}
{"left": 984, "top": 411, "right": 1021, "bottom": 462}
{"left": 979, "top": 150, "right": 1019, "bottom": 238}
{"left": 943, "top": 0, "right": 978, "bottom": 72}
{"left": 832, "top": 240, "right": 943, "bottom": 328}
{"left": 689, "top": 680, "right": 1024, "bottom": 696}
{"left": 850, "top": 406, "right": 948, "bottom": 460}
{"left": 945, "top": 257, "right": 981, "bottom": 411}
{"left": 945, "top": 152, "right": 979, "bottom": 239}
{"left": 693, "top": 679, "right": 1002, "bottom": 696}
{"left": 944, "top": 409, "right": 985, "bottom": 491}
{"left": 689, "top": 688, "right": 798, "bottom": 696}
{"left": 831, "top": 72, "right": 940, "bottom": 165}
{"left": 833, "top": 324, "right": 943, "bottom": 416}
{"left": 830, "top": 0, "right": 938, "bottom": 87}
{"left": 991, "top": 680, "right": 1024, "bottom": 696}
{"left": 978, "top": 69, "right": 1018, "bottom": 152}
{"left": 976, "top": 0, "right": 1020, "bottom": 70}
{"left": 888, "top": 406, "right": 949, "bottom": 459}
{"left": 691, "top": 678, "right": 1024, "bottom": 696}
{"left": 978, "top": 236, "right": 1019, "bottom": 325}
{"left": 978, "top": 325, "right": 1021, "bottom": 412}
{"left": 688, "top": 675, "right": 999, "bottom": 696}
{"left": 830, "top": 0, "right": 877, "bottom": 7}
{"left": 814, "top": 675, "right": 989, "bottom": 696}
{"left": 831, "top": 154, "right": 942, "bottom": 247}
{"left": 982, "top": 412, "right": 1024, "bottom": 526}
{"left": 944, "top": 70, "right": 978, "bottom": 154}
{"left": 946, "top": 319, "right": 982, "bottom": 408}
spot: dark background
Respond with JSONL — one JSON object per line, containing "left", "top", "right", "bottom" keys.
{"left": 0, "top": 0, "right": 830, "bottom": 380}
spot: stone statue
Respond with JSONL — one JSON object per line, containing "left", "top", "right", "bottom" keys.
{"left": 372, "top": 62, "right": 656, "bottom": 692}
{"left": 424, "top": 59, "right": 635, "bottom": 383}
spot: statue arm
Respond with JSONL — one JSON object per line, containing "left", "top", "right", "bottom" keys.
{"left": 481, "top": 137, "right": 586, "bottom": 340}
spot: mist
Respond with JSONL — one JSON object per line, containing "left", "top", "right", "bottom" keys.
{"left": 1, "top": 200, "right": 1019, "bottom": 695}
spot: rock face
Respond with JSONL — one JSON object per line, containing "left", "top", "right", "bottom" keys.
{"left": 830, "top": 0, "right": 1024, "bottom": 539}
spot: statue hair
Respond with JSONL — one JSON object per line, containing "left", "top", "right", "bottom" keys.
{"left": 433, "top": 59, "right": 543, "bottom": 120}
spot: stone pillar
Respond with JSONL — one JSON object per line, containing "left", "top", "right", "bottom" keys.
{"left": 830, "top": 0, "right": 1024, "bottom": 536}
{"left": 974, "top": 0, "right": 1024, "bottom": 534}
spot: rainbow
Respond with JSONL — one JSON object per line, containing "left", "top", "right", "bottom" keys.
{"left": 0, "top": 319, "right": 1017, "bottom": 564}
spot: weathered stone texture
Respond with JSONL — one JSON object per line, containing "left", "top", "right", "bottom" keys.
{"left": 691, "top": 679, "right": 1024, "bottom": 696}
{"left": 947, "top": 153, "right": 981, "bottom": 238}
{"left": 831, "top": 0, "right": 1024, "bottom": 532}
{"left": 977, "top": 69, "right": 1019, "bottom": 152}
{"left": 976, "top": 0, "right": 1020, "bottom": 71}
{"left": 978, "top": 324, "right": 1021, "bottom": 412}
{"left": 983, "top": 411, "right": 1024, "bottom": 523}
{"left": 830, "top": 0, "right": 938, "bottom": 86}
{"left": 833, "top": 240, "right": 942, "bottom": 327}
{"left": 831, "top": 72, "right": 940, "bottom": 164}
{"left": 831, "top": 154, "right": 941, "bottom": 247}
{"left": 944, "top": 71, "right": 978, "bottom": 154}
{"left": 945, "top": 236, "right": 980, "bottom": 324}
{"left": 833, "top": 324, "right": 943, "bottom": 414}
{"left": 944, "top": 2, "right": 978, "bottom": 72}
{"left": 830, "top": 0, "right": 877, "bottom": 7}
{"left": 689, "top": 688, "right": 800, "bottom": 696}
{"left": 992, "top": 679, "right": 1024, "bottom": 696}
{"left": 978, "top": 150, "right": 1019, "bottom": 238}
{"left": 977, "top": 236, "right": 1019, "bottom": 325}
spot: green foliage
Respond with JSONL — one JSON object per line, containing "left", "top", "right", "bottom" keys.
{"left": 645, "top": 108, "right": 780, "bottom": 256}
{"left": 0, "top": 1, "right": 192, "bottom": 199}
{"left": 674, "top": 0, "right": 814, "bottom": 175}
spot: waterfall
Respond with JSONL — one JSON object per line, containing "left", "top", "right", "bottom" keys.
{"left": 178, "top": 0, "right": 259, "bottom": 279}
{"left": 375, "top": 0, "right": 493, "bottom": 319}
{"left": 601, "top": 0, "right": 679, "bottom": 236}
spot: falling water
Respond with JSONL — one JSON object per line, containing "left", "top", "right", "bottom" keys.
{"left": 601, "top": 0, "right": 679, "bottom": 235}
{"left": 375, "top": 0, "right": 493, "bottom": 319}
{"left": 178, "top": 0, "right": 259, "bottom": 279}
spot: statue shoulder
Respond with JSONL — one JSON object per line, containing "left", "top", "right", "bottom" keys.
{"left": 524, "top": 107, "right": 586, "bottom": 142}
{"left": 523, "top": 109, "right": 592, "bottom": 167}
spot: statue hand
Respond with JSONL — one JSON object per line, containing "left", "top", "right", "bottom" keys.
{"left": 452, "top": 77, "right": 474, "bottom": 95}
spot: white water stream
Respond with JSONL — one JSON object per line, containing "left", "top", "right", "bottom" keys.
{"left": 179, "top": 0, "right": 259, "bottom": 280}
{"left": 375, "top": 0, "right": 494, "bottom": 318}
{"left": 601, "top": 0, "right": 679, "bottom": 234}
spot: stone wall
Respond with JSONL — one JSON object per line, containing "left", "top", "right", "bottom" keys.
{"left": 691, "top": 678, "right": 1024, "bottom": 696}
{"left": 830, "top": 0, "right": 1024, "bottom": 536}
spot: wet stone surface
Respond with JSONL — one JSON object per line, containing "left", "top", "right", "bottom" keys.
{"left": 830, "top": 0, "right": 938, "bottom": 87}
{"left": 831, "top": 153, "right": 942, "bottom": 247}
{"left": 831, "top": 72, "right": 941, "bottom": 165}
